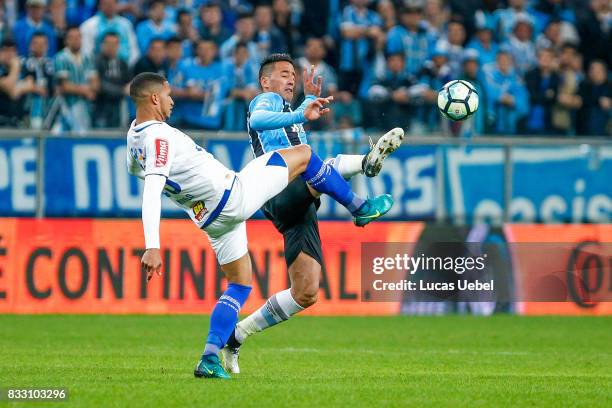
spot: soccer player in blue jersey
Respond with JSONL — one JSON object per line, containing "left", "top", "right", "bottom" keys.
{"left": 221, "top": 54, "right": 404, "bottom": 373}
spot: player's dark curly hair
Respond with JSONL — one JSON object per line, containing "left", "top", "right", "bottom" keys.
{"left": 258, "top": 53, "right": 295, "bottom": 84}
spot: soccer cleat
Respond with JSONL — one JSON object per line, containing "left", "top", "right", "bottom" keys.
{"left": 353, "top": 194, "right": 394, "bottom": 227}
{"left": 194, "top": 354, "right": 231, "bottom": 379}
{"left": 362, "top": 128, "right": 405, "bottom": 177}
{"left": 220, "top": 346, "right": 241, "bottom": 374}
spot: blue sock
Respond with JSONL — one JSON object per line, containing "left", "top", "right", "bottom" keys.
{"left": 301, "top": 152, "right": 365, "bottom": 214}
{"left": 203, "top": 283, "right": 252, "bottom": 357}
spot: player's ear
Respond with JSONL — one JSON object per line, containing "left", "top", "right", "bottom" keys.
{"left": 151, "top": 92, "right": 159, "bottom": 106}
{"left": 260, "top": 75, "right": 269, "bottom": 90}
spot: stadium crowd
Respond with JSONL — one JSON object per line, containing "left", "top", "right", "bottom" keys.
{"left": 0, "top": 0, "right": 609, "bottom": 135}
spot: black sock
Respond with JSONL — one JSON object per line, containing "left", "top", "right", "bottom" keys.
{"left": 226, "top": 329, "right": 241, "bottom": 349}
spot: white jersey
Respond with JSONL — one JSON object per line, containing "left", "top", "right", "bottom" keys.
{"left": 126, "top": 120, "right": 235, "bottom": 227}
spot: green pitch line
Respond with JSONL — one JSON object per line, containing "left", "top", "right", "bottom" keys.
{"left": 0, "top": 315, "right": 611, "bottom": 407}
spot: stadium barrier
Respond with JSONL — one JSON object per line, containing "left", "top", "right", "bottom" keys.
{"left": 0, "top": 129, "right": 611, "bottom": 224}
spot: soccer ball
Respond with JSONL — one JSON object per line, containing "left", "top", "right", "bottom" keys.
{"left": 437, "top": 80, "right": 479, "bottom": 121}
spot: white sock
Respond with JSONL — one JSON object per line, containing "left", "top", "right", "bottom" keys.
{"left": 328, "top": 154, "right": 364, "bottom": 180}
{"left": 235, "top": 289, "right": 304, "bottom": 344}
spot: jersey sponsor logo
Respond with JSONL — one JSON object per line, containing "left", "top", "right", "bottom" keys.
{"left": 192, "top": 201, "right": 208, "bottom": 221}
{"left": 155, "top": 139, "right": 169, "bottom": 167}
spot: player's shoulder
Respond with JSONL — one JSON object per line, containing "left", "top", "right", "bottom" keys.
{"left": 249, "top": 92, "right": 283, "bottom": 111}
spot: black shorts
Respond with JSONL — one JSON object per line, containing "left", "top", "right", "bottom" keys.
{"left": 262, "top": 178, "right": 324, "bottom": 268}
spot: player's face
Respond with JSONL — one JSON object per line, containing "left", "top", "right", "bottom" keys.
{"left": 268, "top": 61, "right": 296, "bottom": 101}
{"left": 158, "top": 82, "right": 174, "bottom": 120}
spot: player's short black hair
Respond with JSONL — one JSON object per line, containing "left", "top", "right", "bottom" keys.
{"left": 65, "top": 25, "right": 80, "bottom": 35}
{"left": 258, "top": 53, "right": 295, "bottom": 83}
{"left": 130, "top": 72, "right": 167, "bottom": 103}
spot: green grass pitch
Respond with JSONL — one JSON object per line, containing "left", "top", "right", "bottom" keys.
{"left": 1, "top": 315, "right": 611, "bottom": 407}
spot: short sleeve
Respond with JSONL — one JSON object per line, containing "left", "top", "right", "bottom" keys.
{"left": 143, "top": 132, "right": 175, "bottom": 177}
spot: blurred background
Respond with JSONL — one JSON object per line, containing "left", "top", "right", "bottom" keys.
{"left": 0, "top": 0, "right": 610, "bottom": 317}
{"left": 0, "top": 0, "right": 609, "bottom": 135}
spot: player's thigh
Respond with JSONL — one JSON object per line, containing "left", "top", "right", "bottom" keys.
{"left": 282, "top": 203, "right": 324, "bottom": 269}
{"left": 206, "top": 221, "right": 248, "bottom": 266}
{"left": 235, "top": 151, "right": 289, "bottom": 219}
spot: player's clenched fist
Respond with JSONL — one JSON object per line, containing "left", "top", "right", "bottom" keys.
{"left": 141, "top": 248, "right": 162, "bottom": 282}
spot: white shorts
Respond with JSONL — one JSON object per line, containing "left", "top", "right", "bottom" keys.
{"left": 203, "top": 151, "right": 289, "bottom": 265}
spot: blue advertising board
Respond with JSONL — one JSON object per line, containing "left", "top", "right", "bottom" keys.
{"left": 1, "top": 135, "right": 610, "bottom": 223}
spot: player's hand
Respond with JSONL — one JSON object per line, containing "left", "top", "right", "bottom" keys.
{"left": 142, "top": 248, "right": 162, "bottom": 282}
{"left": 304, "top": 96, "right": 333, "bottom": 121}
{"left": 303, "top": 65, "right": 322, "bottom": 97}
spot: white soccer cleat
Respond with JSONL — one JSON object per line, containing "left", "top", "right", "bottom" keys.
{"left": 220, "top": 346, "right": 241, "bottom": 374}
{"left": 362, "top": 127, "right": 405, "bottom": 177}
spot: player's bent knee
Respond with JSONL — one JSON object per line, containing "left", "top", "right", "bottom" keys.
{"left": 294, "top": 289, "right": 318, "bottom": 308}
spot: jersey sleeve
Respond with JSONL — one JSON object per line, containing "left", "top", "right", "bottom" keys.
{"left": 143, "top": 130, "right": 176, "bottom": 178}
{"left": 249, "top": 92, "right": 307, "bottom": 130}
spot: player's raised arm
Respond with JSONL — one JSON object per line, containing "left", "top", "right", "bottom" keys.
{"left": 249, "top": 93, "right": 333, "bottom": 130}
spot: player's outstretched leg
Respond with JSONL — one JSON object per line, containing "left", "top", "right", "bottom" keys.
{"left": 195, "top": 253, "right": 252, "bottom": 379}
{"left": 280, "top": 145, "right": 394, "bottom": 227}
{"left": 326, "top": 128, "right": 405, "bottom": 180}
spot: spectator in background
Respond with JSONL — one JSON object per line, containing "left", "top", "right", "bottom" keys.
{"left": 577, "top": 60, "right": 611, "bottom": 136}
{"left": 535, "top": 19, "right": 564, "bottom": 54}
{"left": 460, "top": 49, "right": 489, "bottom": 136}
{"left": 386, "top": 5, "right": 434, "bottom": 77}
{"left": 272, "top": 0, "right": 298, "bottom": 56}
{"left": 417, "top": 46, "right": 453, "bottom": 132}
{"left": 552, "top": 43, "right": 583, "bottom": 134}
{"left": 507, "top": 15, "right": 537, "bottom": 75}
{"left": 94, "top": 31, "right": 129, "bottom": 128}
{"left": 13, "top": 0, "right": 57, "bottom": 57}
{"left": 0, "top": 5, "right": 10, "bottom": 45}
{"left": 466, "top": 22, "right": 499, "bottom": 67}
{"left": 496, "top": 0, "right": 534, "bottom": 41}
{"left": 0, "top": 39, "right": 23, "bottom": 126}
{"left": 338, "top": 0, "right": 384, "bottom": 96}
{"left": 54, "top": 26, "right": 98, "bottom": 133}
{"left": 423, "top": 0, "right": 449, "bottom": 37}
{"left": 436, "top": 19, "right": 466, "bottom": 77}
{"left": 21, "top": 32, "right": 54, "bottom": 129}
{"left": 223, "top": 42, "right": 257, "bottom": 131}
{"left": 220, "top": 12, "right": 258, "bottom": 63}
{"left": 576, "top": 0, "right": 611, "bottom": 68}
{"left": 367, "top": 51, "right": 414, "bottom": 131}
{"left": 474, "top": 0, "right": 502, "bottom": 41}
{"left": 80, "top": 0, "right": 139, "bottom": 66}
{"left": 254, "top": 4, "right": 287, "bottom": 62}
{"left": 133, "top": 37, "right": 167, "bottom": 76}
{"left": 165, "top": 36, "right": 186, "bottom": 126}
{"left": 175, "top": 9, "right": 198, "bottom": 59}
{"left": 376, "top": 0, "right": 397, "bottom": 32}
{"left": 48, "top": 0, "right": 67, "bottom": 51}
{"left": 483, "top": 47, "right": 529, "bottom": 134}
{"left": 65, "top": 0, "right": 96, "bottom": 26}
{"left": 179, "top": 39, "right": 227, "bottom": 129}
{"left": 296, "top": 36, "right": 339, "bottom": 130}
{"left": 135, "top": 0, "right": 175, "bottom": 54}
{"left": 525, "top": 47, "right": 559, "bottom": 134}
{"left": 531, "top": 0, "right": 577, "bottom": 36}
{"left": 197, "top": 2, "right": 231, "bottom": 47}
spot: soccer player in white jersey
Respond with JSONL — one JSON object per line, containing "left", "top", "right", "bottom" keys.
{"left": 126, "top": 72, "right": 394, "bottom": 379}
